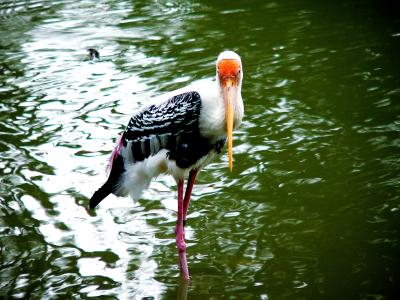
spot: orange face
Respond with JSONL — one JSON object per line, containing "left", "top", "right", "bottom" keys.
{"left": 218, "top": 59, "right": 241, "bottom": 85}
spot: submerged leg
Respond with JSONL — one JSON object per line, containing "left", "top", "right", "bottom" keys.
{"left": 183, "top": 169, "right": 198, "bottom": 226}
{"left": 176, "top": 179, "right": 189, "bottom": 280}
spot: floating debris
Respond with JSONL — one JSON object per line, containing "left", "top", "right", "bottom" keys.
{"left": 86, "top": 48, "right": 100, "bottom": 61}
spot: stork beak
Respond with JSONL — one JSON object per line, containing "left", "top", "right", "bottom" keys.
{"left": 217, "top": 57, "right": 241, "bottom": 172}
{"left": 222, "top": 79, "right": 237, "bottom": 172}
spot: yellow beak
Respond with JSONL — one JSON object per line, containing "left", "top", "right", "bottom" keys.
{"left": 223, "top": 79, "right": 237, "bottom": 172}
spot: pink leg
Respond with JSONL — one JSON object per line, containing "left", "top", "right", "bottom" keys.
{"left": 183, "top": 170, "right": 198, "bottom": 224}
{"left": 176, "top": 179, "right": 189, "bottom": 280}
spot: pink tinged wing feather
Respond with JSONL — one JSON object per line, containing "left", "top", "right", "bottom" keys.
{"left": 107, "top": 133, "right": 123, "bottom": 173}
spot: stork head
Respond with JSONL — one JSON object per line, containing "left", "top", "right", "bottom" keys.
{"left": 216, "top": 50, "right": 242, "bottom": 172}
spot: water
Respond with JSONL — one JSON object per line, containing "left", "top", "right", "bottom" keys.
{"left": 1, "top": 0, "right": 399, "bottom": 299}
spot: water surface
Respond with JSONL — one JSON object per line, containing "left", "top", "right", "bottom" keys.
{"left": 1, "top": 0, "right": 399, "bottom": 299}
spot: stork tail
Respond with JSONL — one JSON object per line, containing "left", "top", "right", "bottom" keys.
{"left": 89, "top": 152, "right": 125, "bottom": 209}
{"left": 89, "top": 183, "right": 112, "bottom": 209}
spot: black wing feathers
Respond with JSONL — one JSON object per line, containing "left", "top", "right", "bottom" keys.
{"left": 122, "top": 91, "right": 204, "bottom": 166}
{"left": 123, "top": 91, "right": 201, "bottom": 143}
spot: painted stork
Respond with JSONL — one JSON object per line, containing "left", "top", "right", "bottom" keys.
{"left": 89, "top": 50, "right": 244, "bottom": 280}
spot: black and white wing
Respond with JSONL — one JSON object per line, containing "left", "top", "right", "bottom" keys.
{"left": 121, "top": 91, "right": 213, "bottom": 168}
{"left": 89, "top": 92, "right": 203, "bottom": 209}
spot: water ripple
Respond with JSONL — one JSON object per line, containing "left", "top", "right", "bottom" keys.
{"left": 1, "top": 0, "right": 399, "bottom": 299}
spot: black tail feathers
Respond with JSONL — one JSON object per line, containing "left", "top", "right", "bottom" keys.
{"left": 89, "top": 154, "right": 125, "bottom": 209}
{"left": 89, "top": 184, "right": 112, "bottom": 209}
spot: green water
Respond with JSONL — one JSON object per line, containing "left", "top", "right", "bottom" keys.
{"left": 1, "top": 0, "right": 399, "bottom": 299}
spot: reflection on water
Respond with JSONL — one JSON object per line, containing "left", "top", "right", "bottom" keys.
{"left": 1, "top": 0, "right": 399, "bottom": 298}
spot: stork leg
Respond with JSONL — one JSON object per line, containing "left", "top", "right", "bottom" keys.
{"left": 176, "top": 179, "right": 189, "bottom": 280}
{"left": 183, "top": 169, "right": 198, "bottom": 226}
{"left": 176, "top": 170, "right": 198, "bottom": 281}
